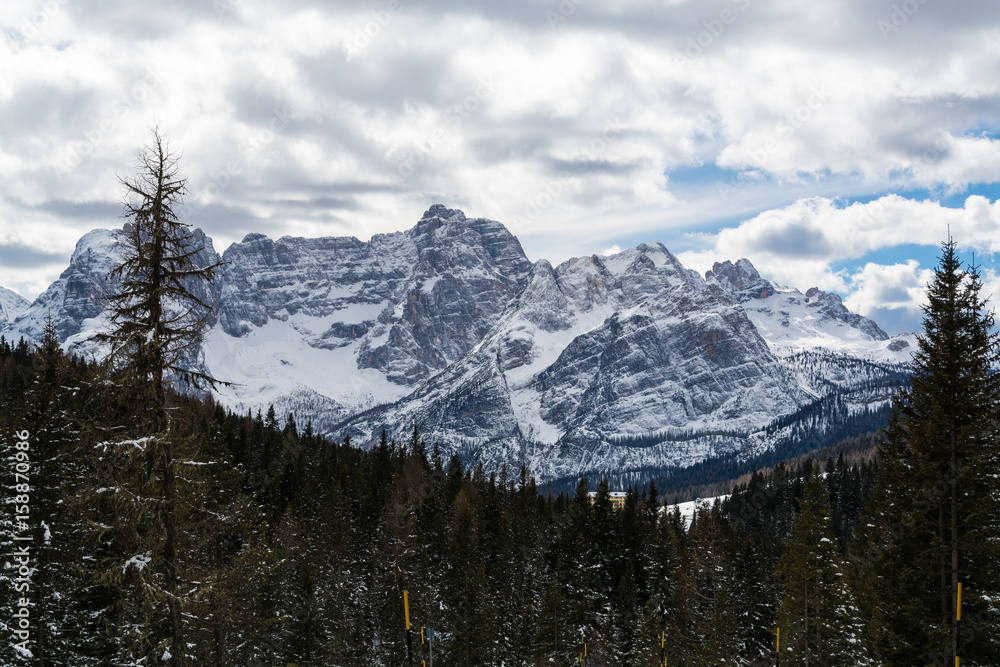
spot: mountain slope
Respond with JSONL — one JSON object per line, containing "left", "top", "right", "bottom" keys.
{"left": 705, "top": 258, "right": 913, "bottom": 363}
{"left": 0, "top": 287, "right": 29, "bottom": 331}
{"left": 200, "top": 204, "right": 533, "bottom": 423}
{"left": 336, "top": 244, "right": 819, "bottom": 480}
{"left": 4, "top": 206, "right": 913, "bottom": 484}
{"left": 5, "top": 226, "right": 222, "bottom": 358}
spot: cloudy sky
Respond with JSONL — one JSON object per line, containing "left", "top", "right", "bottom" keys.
{"left": 2, "top": 0, "right": 999, "bottom": 333}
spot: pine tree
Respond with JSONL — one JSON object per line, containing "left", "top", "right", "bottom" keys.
{"left": 687, "top": 505, "right": 740, "bottom": 667}
{"left": 777, "top": 468, "right": 870, "bottom": 666}
{"left": 854, "top": 239, "right": 1000, "bottom": 663}
{"left": 23, "top": 318, "right": 96, "bottom": 665}
{"left": 92, "top": 129, "right": 225, "bottom": 665}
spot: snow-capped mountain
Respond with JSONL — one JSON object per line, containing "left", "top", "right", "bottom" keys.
{"left": 704, "top": 258, "right": 913, "bottom": 400}
{"left": 4, "top": 229, "right": 122, "bottom": 345}
{"left": 335, "top": 245, "right": 912, "bottom": 482}
{"left": 203, "top": 204, "right": 532, "bottom": 424}
{"left": 4, "top": 226, "right": 222, "bottom": 355}
{"left": 705, "top": 258, "right": 912, "bottom": 362}
{"left": 4, "top": 205, "right": 913, "bottom": 484}
{"left": 0, "top": 286, "right": 29, "bottom": 331}
{"left": 335, "top": 243, "right": 817, "bottom": 479}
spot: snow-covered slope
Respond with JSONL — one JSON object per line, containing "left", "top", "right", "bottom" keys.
{"left": 0, "top": 286, "right": 29, "bottom": 331}
{"left": 336, "top": 243, "right": 817, "bottom": 480}
{"left": 3, "top": 206, "right": 913, "bottom": 484}
{"left": 705, "top": 258, "right": 914, "bottom": 363}
{"left": 202, "top": 204, "right": 533, "bottom": 424}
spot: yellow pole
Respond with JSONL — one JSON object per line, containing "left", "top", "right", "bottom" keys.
{"left": 403, "top": 590, "right": 413, "bottom": 666}
{"left": 957, "top": 582, "right": 962, "bottom": 622}
{"left": 956, "top": 582, "right": 962, "bottom": 667}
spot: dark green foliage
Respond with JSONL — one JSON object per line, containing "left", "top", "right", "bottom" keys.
{"left": 854, "top": 239, "right": 1000, "bottom": 664}
{"left": 4, "top": 238, "right": 999, "bottom": 665}
{"left": 0, "top": 333, "right": 941, "bottom": 665}
{"left": 776, "top": 469, "right": 870, "bottom": 665}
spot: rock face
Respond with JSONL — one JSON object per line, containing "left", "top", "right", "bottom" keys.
{"left": 217, "top": 204, "right": 531, "bottom": 386}
{"left": 4, "top": 227, "right": 221, "bottom": 354}
{"left": 5, "top": 229, "right": 122, "bottom": 345}
{"left": 337, "top": 244, "right": 813, "bottom": 480}
{"left": 0, "top": 287, "right": 29, "bottom": 332}
{"left": 4, "top": 206, "right": 913, "bottom": 484}
{"left": 705, "top": 258, "right": 775, "bottom": 301}
{"left": 705, "top": 258, "right": 906, "bottom": 359}
{"left": 200, "top": 205, "right": 533, "bottom": 423}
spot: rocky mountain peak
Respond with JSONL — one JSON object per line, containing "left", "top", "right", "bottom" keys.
{"left": 3, "top": 206, "right": 912, "bottom": 486}
{"left": 5, "top": 225, "right": 220, "bottom": 348}
{"left": 420, "top": 203, "right": 466, "bottom": 223}
{"left": 705, "top": 258, "right": 775, "bottom": 301}
{"left": 0, "top": 287, "right": 29, "bottom": 330}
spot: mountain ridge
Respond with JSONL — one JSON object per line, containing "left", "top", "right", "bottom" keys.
{"left": 3, "top": 205, "right": 914, "bottom": 483}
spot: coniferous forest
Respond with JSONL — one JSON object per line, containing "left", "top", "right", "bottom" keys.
{"left": 1, "top": 135, "right": 999, "bottom": 666}
{"left": 0, "top": 328, "right": 897, "bottom": 666}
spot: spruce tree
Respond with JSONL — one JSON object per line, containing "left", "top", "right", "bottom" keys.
{"left": 93, "top": 129, "right": 224, "bottom": 665}
{"left": 24, "top": 318, "right": 96, "bottom": 666}
{"left": 854, "top": 239, "right": 1000, "bottom": 663}
{"left": 777, "top": 468, "right": 870, "bottom": 666}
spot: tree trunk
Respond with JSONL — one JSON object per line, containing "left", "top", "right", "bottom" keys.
{"left": 951, "top": 415, "right": 959, "bottom": 661}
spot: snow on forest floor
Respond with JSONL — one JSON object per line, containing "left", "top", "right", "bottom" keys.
{"left": 666, "top": 495, "right": 730, "bottom": 526}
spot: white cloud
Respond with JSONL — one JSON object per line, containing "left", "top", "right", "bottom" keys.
{"left": 600, "top": 244, "right": 622, "bottom": 256}
{"left": 844, "top": 260, "right": 933, "bottom": 317}
{"left": 678, "top": 195, "right": 1000, "bottom": 333}
{"left": 1, "top": 0, "right": 999, "bottom": 304}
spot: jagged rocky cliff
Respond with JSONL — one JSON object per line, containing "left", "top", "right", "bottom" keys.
{"left": 3, "top": 205, "right": 913, "bottom": 483}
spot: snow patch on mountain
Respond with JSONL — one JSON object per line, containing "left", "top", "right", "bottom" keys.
{"left": 705, "top": 258, "right": 916, "bottom": 364}
{"left": 3, "top": 207, "right": 915, "bottom": 485}
{"left": 202, "top": 318, "right": 410, "bottom": 423}
{"left": 0, "top": 287, "right": 29, "bottom": 330}
{"left": 337, "top": 243, "right": 813, "bottom": 480}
